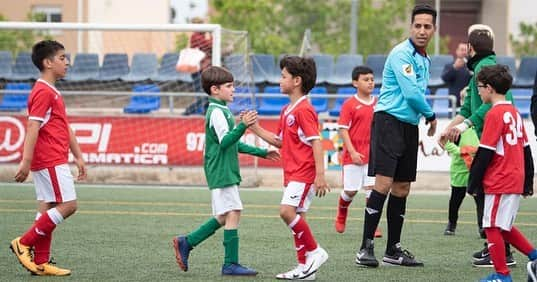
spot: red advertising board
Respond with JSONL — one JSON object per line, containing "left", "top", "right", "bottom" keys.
{"left": 0, "top": 115, "right": 280, "bottom": 167}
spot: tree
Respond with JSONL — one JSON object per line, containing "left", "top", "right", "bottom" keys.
{"left": 0, "top": 13, "right": 52, "bottom": 56}
{"left": 510, "top": 21, "right": 537, "bottom": 58}
{"left": 210, "top": 0, "right": 411, "bottom": 57}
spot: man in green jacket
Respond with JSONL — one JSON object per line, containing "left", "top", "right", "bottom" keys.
{"left": 172, "top": 66, "right": 279, "bottom": 276}
{"left": 443, "top": 24, "right": 516, "bottom": 268}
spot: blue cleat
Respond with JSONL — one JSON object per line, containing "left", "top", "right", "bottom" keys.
{"left": 528, "top": 260, "right": 537, "bottom": 282}
{"left": 479, "top": 272, "right": 512, "bottom": 282}
{"left": 221, "top": 263, "right": 258, "bottom": 276}
{"left": 172, "top": 236, "right": 191, "bottom": 272}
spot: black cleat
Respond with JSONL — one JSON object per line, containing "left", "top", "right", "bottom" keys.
{"left": 444, "top": 222, "right": 456, "bottom": 236}
{"left": 472, "top": 253, "right": 516, "bottom": 268}
{"left": 355, "top": 239, "right": 379, "bottom": 268}
{"left": 382, "top": 244, "right": 424, "bottom": 267}
{"left": 527, "top": 260, "right": 537, "bottom": 282}
{"left": 473, "top": 242, "right": 489, "bottom": 261}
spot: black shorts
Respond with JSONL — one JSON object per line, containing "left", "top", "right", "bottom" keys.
{"left": 368, "top": 111, "right": 419, "bottom": 182}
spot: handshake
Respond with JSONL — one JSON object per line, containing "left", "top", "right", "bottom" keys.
{"left": 239, "top": 110, "right": 258, "bottom": 127}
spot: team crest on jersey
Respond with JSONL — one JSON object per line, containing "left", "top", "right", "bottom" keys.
{"left": 402, "top": 64, "right": 414, "bottom": 76}
{"left": 286, "top": 114, "right": 296, "bottom": 126}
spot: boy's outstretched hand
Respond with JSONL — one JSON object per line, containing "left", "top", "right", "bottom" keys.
{"left": 240, "top": 110, "right": 257, "bottom": 127}
{"left": 265, "top": 149, "right": 280, "bottom": 161}
{"left": 314, "top": 175, "right": 330, "bottom": 197}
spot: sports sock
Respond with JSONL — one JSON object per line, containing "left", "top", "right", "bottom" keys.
{"left": 485, "top": 228, "right": 510, "bottom": 276}
{"left": 20, "top": 208, "right": 61, "bottom": 247}
{"left": 365, "top": 189, "right": 372, "bottom": 199}
{"left": 293, "top": 231, "right": 306, "bottom": 264}
{"left": 386, "top": 193, "right": 406, "bottom": 254}
{"left": 186, "top": 217, "right": 221, "bottom": 247}
{"left": 448, "top": 186, "right": 466, "bottom": 225}
{"left": 360, "top": 190, "right": 386, "bottom": 249}
{"left": 223, "top": 229, "right": 239, "bottom": 266}
{"left": 501, "top": 226, "right": 535, "bottom": 256}
{"left": 289, "top": 215, "right": 317, "bottom": 252}
{"left": 337, "top": 191, "right": 352, "bottom": 220}
{"left": 528, "top": 249, "right": 537, "bottom": 261}
{"left": 33, "top": 212, "right": 53, "bottom": 265}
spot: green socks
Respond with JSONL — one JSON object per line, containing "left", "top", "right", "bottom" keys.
{"left": 186, "top": 217, "right": 221, "bottom": 247}
{"left": 223, "top": 229, "right": 239, "bottom": 266}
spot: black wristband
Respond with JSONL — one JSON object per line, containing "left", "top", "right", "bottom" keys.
{"left": 426, "top": 113, "right": 436, "bottom": 122}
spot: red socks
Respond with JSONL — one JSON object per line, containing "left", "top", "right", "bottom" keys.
{"left": 20, "top": 212, "right": 57, "bottom": 247}
{"left": 485, "top": 228, "right": 509, "bottom": 275}
{"left": 290, "top": 215, "right": 318, "bottom": 255}
{"left": 502, "top": 226, "right": 535, "bottom": 256}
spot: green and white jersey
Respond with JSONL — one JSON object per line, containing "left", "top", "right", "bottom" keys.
{"left": 204, "top": 97, "right": 267, "bottom": 189}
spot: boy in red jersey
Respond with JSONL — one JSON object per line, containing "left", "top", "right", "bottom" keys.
{"left": 334, "top": 66, "right": 382, "bottom": 238}
{"left": 10, "top": 40, "right": 86, "bottom": 276}
{"left": 250, "top": 56, "right": 329, "bottom": 280}
{"left": 467, "top": 65, "right": 537, "bottom": 282}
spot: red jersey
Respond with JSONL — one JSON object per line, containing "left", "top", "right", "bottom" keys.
{"left": 480, "top": 101, "right": 527, "bottom": 194}
{"left": 277, "top": 96, "right": 320, "bottom": 186}
{"left": 27, "top": 79, "right": 70, "bottom": 170}
{"left": 338, "top": 95, "right": 376, "bottom": 165}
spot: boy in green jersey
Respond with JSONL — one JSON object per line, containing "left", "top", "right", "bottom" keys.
{"left": 172, "top": 66, "right": 279, "bottom": 276}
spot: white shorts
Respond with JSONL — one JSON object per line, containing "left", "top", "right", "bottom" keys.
{"left": 33, "top": 164, "right": 76, "bottom": 203}
{"left": 211, "top": 185, "right": 243, "bottom": 216}
{"left": 483, "top": 194, "right": 520, "bottom": 231}
{"left": 281, "top": 181, "right": 315, "bottom": 213}
{"left": 343, "top": 164, "right": 375, "bottom": 191}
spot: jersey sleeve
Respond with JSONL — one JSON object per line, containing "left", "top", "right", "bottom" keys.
{"left": 276, "top": 106, "right": 287, "bottom": 140}
{"left": 297, "top": 106, "right": 320, "bottom": 141}
{"left": 338, "top": 100, "right": 352, "bottom": 129}
{"left": 28, "top": 89, "right": 52, "bottom": 122}
{"left": 209, "top": 108, "right": 229, "bottom": 143}
{"left": 479, "top": 109, "right": 502, "bottom": 151}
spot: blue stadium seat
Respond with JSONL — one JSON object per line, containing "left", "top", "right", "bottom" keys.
{"left": 151, "top": 53, "right": 192, "bottom": 83}
{"left": 123, "top": 84, "right": 160, "bottom": 114}
{"left": 365, "top": 54, "right": 387, "bottom": 86}
{"left": 0, "top": 51, "right": 13, "bottom": 79}
{"left": 496, "top": 56, "right": 517, "bottom": 81}
{"left": 327, "top": 54, "right": 363, "bottom": 86}
{"left": 0, "top": 82, "right": 32, "bottom": 111}
{"left": 328, "top": 87, "right": 355, "bottom": 116}
{"left": 513, "top": 56, "right": 537, "bottom": 87}
{"left": 122, "top": 53, "right": 158, "bottom": 82}
{"left": 312, "top": 54, "right": 334, "bottom": 84}
{"left": 64, "top": 53, "right": 99, "bottom": 81}
{"left": 433, "top": 88, "right": 452, "bottom": 118}
{"left": 8, "top": 52, "right": 39, "bottom": 80}
{"left": 512, "top": 88, "right": 532, "bottom": 118}
{"left": 251, "top": 54, "right": 276, "bottom": 84}
{"left": 98, "top": 53, "right": 129, "bottom": 81}
{"left": 310, "top": 86, "right": 328, "bottom": 113}
{"left": 257, "top": 86, "right": 288, "bottom": 115}
{"left": 228, "top": 86, "right": 258, "bottom": 114}
{"left": 429, "top": 55, "right": 452, "bottom": 87}
{"left": 223, "top": 54, "right": 249, "bottom": 83}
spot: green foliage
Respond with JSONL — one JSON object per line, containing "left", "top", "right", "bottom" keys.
{"left": 210, "top": 0, "right": 411, "bottom": 57}
{"left": 0, "top": 12, "right": 54, "bottom": 56}
{"left": 510, "top": 21, "right": 537, "bottom": 58}
{"left": 175, "top": 33, "right": 189, "bottom": 52}
{"left": 426, "top": 34, "right": 451, "bottom": 55}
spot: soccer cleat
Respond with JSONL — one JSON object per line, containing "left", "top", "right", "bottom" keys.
{"left": 302, "top": 247, "right": 328, "bottom": 278}
{"left": 444, "top": 222, "right": 456, "bottom": 236}
{"left": 173, "top": 236, "right": 192, "bottom": 271}
{"left": 374, "top": 227, "right": 383, "bottom": 238}
{"left": 479, "top": 272, "right": 512, "bottom": 282}
{"left": 473, "top": 242, "right": 489, "bottom": 261}
{"left": 221, "top": 263, "right": 258, "bottom": 276}
{"left": 355, "top": 239, "right": 379, "bottom": 268}
{"left": 9, "top": 237, "right": 37, "bottom": 273}
{"left": 472, "top": 253, "right": 517, "bottom": 268}
{"left": 528, "top": 260, "right": 537, "bottom": 282}
{"left": 275, "top": 265, "right": 316, "bottom": 280}
{"left": 382, "top": 245, "right": 424, "bottom": 267}
{"left": 33, "top": 261, "right": 71, "bottom": 276}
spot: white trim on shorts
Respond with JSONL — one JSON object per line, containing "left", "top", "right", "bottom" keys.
{"left": 483, "top": 194, "right": 520, "bottom": 231}
{"left": 343, "top": 164, "right": 375, "bottom": 191}
{"left": 211, "top": 185, "right": 243, "bottom": 216}
{"left": 33, "top": 164, "right": 76, "bottom": 203}
{"left": 281, "top": 181, "right": 315, "bottom": 213}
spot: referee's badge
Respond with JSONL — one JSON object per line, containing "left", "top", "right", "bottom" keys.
{"left": 286, "top": 114, "right": 296, "bottom": 126}
{"left": 402, "top": 64, "right": 414, "bottom": 76}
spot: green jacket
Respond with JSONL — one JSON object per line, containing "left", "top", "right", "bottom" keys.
{"left": 458, "top": 53, "right": 513, "bottom": 138}
{"left": 204, "top": 97, "right": 267, "bottom": 189}
{"left": 444, "top": 128, "right": 479, "bottom": 187}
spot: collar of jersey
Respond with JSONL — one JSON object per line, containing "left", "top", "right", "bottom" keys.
{"left": 284, "top": 95, "right": 308, "bottom": 116}
{"left": 37, "top": 78, "right": 61, "bottom": 96}
{"left": 492, "top": 100, "right": 512, "bottom": 106}
{"left": 208, "top": 97, "right": 227, "bottom": 107}
{"left": 354, "top": 94, "right": 375, "bottom": 106}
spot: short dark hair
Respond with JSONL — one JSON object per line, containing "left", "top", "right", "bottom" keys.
{"left": 201, "top": 66, "right": 234, "bottom": 95}
{"left": 476, "top": 65, "right": 512, "bottom": 95}
{"left": 468, "top": 29, "right": 494, "bottom": 53}
{"left": 351, "top": 65, "right": 373, "bottom": 81}
{"left": 280, "top": 56, "right": 316, "bottom": 94}
{"left": 31, "top": 40, "right": 65, "bottom": 71}
{"left": 411, "top": 4, "right": 437, "bottom": 25}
